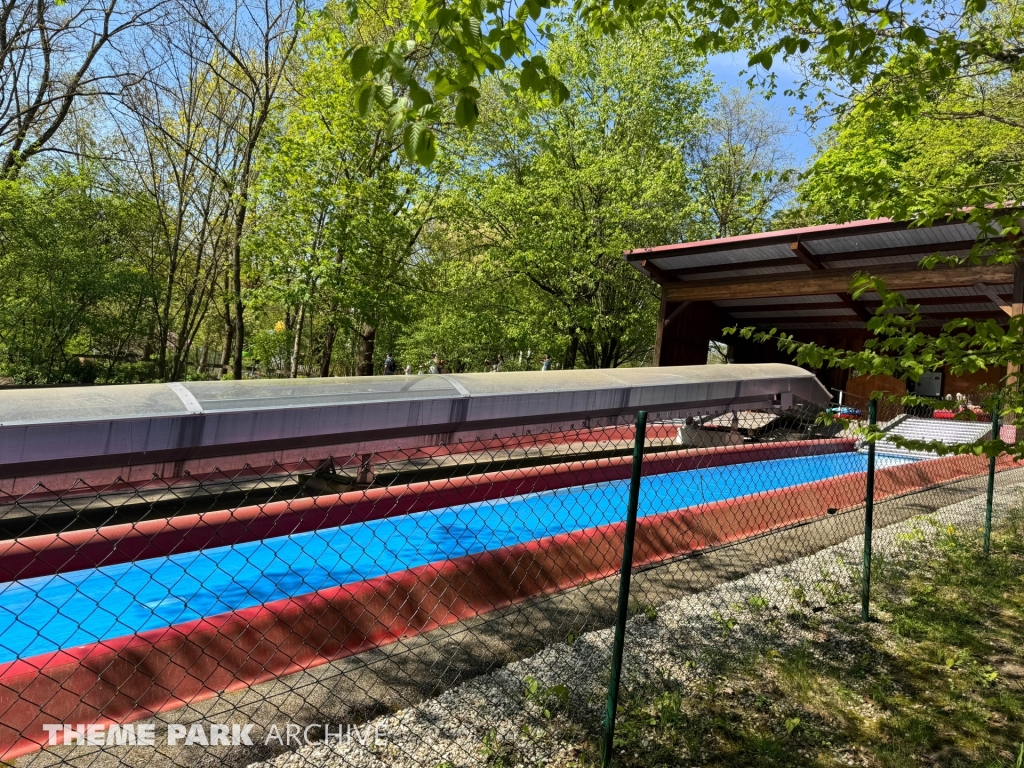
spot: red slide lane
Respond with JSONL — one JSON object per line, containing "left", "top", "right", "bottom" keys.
{"left": 0, "top": 452, "right": 1012, "bottom": 761}
{"left": 0, "top": 440, "right": 854, "bottom": 583}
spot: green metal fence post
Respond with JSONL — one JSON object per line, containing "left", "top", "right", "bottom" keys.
{"left": 601, "top": 409, "right": 648, "bottom": 768}
{"left": 861, "top": 398, "right": 877, "bottom": 623}
{"left": 984, "top": 401, "right": 999, "bottom": 556}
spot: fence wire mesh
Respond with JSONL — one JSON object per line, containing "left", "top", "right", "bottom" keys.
{"left": 0, "top": 389, "right": 1017, "bottom": 768}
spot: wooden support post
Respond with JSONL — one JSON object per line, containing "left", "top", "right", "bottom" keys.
{"left": 1008, "top": 260, "right": 1023, "bottom": 387}
{"left": 654, "top": 292, "right": 667, "bottom": 366}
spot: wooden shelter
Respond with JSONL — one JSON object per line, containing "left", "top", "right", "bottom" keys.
{"left": 627, "top": 215, "right": 1022, "bottom": 398}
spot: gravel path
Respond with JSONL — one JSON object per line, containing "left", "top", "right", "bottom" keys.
{"left": 249, "top": 484, "right": 1024, "bottom": 768}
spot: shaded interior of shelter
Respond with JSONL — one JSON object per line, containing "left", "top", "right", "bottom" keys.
{"left": 630, "top": 214, "right": 1023, "bottom": 398}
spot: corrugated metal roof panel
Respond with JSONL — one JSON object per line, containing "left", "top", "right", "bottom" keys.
{"left": 730, "top": 308, "right": 859, "bottom": 319}
{"left": 644, "top": 243, "right": 794, "bottom": 272}
{"left": 714, "top": 295, "right": 838, "bottom": 308}
{"left": 804, "top": 222, "right": 982, "bottom": 257}
{"left": 883, "top": 303, "right": 1008, "bottom": 314}
{"left": 824, "top": 251, "right": 970, "bottom": 270}
{"left": 765, "top": 322, "right": 866, "bottom": 330}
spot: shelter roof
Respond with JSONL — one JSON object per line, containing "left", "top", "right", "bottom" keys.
{"left": 625, "top": 215, "right": 1019, "bottom": 331}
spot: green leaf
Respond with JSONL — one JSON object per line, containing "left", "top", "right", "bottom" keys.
{"left": 390, "top": 63, "right": 414, "bottom": 86}
{"left": 520, "top": 63, "right": 539, "bottom": 91}
{"left": 374, "top": 83, "right": 395, "bottom": 108}
{"left": 403, "top": 121, "right": 436, "bottom": 165}
{"left": 720, "top": 6, "right": 739, "bottom": 27}
{"left": 549, "top": 78, "right": 570, "bottom": 105}
{"left": 455, "top": 94, "right": 479, "bottom": 128}
{"left": 902, "top": 26, "right": 928, "bottom": 46}
{"left": 498, "top": 35, "right": 517, "bottom": 60}
{"left": 350, "top": 46, "right": 373, "bottom": 79}
{"left": 482, "top": 51, "right": 506, "bottom": 71}
{"left": 408, "top": 82, "right": 434, "bottom": 109}
{"left": 355, "top": 82, "right": 374, "bottom": 116}
{"left": 403, "top": 122, "right": 421, "bottom": 162}
{"left": 417, "top": 127, "right": 437, "bottom": 165}
{"left": 464, "top": 16, "right": 482, "bottom": 41}
{"left": 433, "top": 76, "right": 458, "bottom": 97}
{"left": 436, "top": 8, "right": 459, "bottom": 27}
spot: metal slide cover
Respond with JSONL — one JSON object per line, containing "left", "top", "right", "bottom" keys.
{"left": 0, "top": 364, "right": 830, "bottom": 478}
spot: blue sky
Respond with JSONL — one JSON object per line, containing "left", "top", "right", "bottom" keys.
{"left": 706, "top": 52, "right": 829, "bottom": 169}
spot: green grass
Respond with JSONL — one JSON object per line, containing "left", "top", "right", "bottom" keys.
{"left": 570, "top": 509, "right": 1024, "bottom": 768}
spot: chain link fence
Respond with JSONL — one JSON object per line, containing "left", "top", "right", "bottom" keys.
{"left": 0, "top": 387, "right": 1016, "bottom": 768}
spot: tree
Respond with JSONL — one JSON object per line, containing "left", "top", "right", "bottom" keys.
{"left": 179, "top": 0, "right": 300, "bottom": 380}
{"left": 690, "top": 90, "right": 796, "bottom": 238}
{"left": 345, "top": 0, "right": 1024, "bottom": 156}
{"left": 0, "top": 0, "right": 162, "bottom": 177}
{"left": 248, "top": 2, "right": 434, "bottom": 377}
{"left": 342, "top": 0, "right": 1024, "bottom": 455}
{"left": 735, "top": 68, "right": 1024, "bottom": 455}
{"left": 435, "top": 21, "right": 712, "bottom": 369}
{"left": 398, "top": 221, "right": 550, "bottom": 373}
{"left": 112, "top": 19, "right": 240, "bottom": 381}
{"left": 786, "top": 87, "right": 1024, "bottom": 227}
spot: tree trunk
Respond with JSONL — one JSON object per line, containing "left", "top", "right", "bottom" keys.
{"left": 357, "top": 324, "right": 375, "bottom": 376}
{"left": 319, "top": 321, "right": 337, "bottom": 377}
{"left": 231, "top": 241, "right": 245, "bottom": 380}
{"left": 219, "top": 307, "right": 234, "bottom": 379}
{"left": 157, "top": 261, "right": 176, "bottom": 380}
{"left": 290, "top": 303, "right": 305, "bottom": 378}
{"left": 142, "top": 315, "right": 156, "bottom": 362}
{"left": 562, "top": 332, "right": 579, "bottom": 370}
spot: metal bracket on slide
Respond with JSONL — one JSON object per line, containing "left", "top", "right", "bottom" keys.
{"left": 439, "top": 375, "right": 472, "bottom": 398}
{"left": 166, "top": 382, "right": 203, "bottom": 415}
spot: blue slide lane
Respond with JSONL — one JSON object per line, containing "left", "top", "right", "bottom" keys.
{"left": 0, "top": 452, "right": 913, "bottom": 664}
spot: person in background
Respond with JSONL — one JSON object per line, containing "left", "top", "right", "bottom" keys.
{"left": 495, "top": 354, "right": 504, "bottom": 372}
{"left": 383, "top": 353, "right": 397, "bottom": 375}
{"left": 540, "top": 354, "right": 551, "bottom": 371}
{"left": 404, "top": 364, "right": 412, "bottom": 375}
{"left": 428, "top": 354, "right": 439, "bottom": 374}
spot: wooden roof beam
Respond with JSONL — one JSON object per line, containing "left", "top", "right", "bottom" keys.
{"left": 717, "top": 295, "right": 1011, "bottom": 313}
{"left": 791, "top": 241, "right": 874, "bottom": 322}
{"left": 733, "top": 309, "right": 1012, "bottom": 324}
{"left": 663, "top": 264, "right": 1016, "bottom": 303}
{"left": 639, "top": 259, "right": 676, "bottom": 284}
{"left": 974, "top": 282, "right": 1013, "bottom": 315}
{"left": 663, "top": 300, "right": 692, "bottom": 327}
